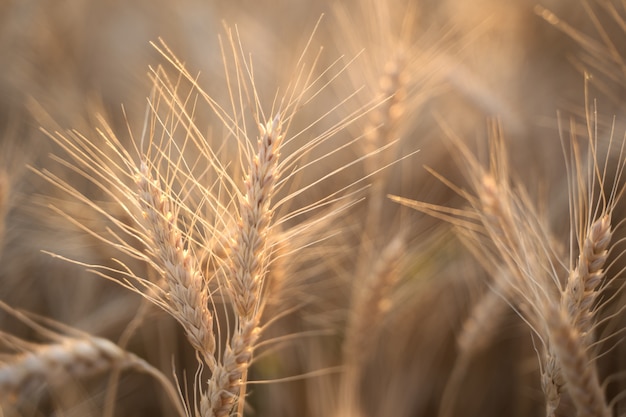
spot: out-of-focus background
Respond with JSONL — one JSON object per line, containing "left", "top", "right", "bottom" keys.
{"left": 2, "top": 1, "right": 626, "bottom": 416}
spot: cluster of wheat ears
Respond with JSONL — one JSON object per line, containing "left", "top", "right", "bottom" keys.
{"left": 5, "top": 0, "right": 626, "bottom": 416}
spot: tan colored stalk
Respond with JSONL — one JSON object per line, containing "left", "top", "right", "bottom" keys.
{"left": 203, "top": 115, "right": 283, "bottom": 417}
{"left": 136, "top": 161, "right": 216, "bottom": 370}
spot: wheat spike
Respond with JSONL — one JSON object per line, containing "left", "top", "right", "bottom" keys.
{"left": 544, "top": 304, "right": 611, "bottom": 417}
{"left": 562, "top": 214, "right": 612, "bottom": 343}
{"left": 136, "top": 160, "right": 216, "bottom": 370}
{"left": 225, "top": 115, "right": 282, "bottom": 321}
{"left": 0, "top": 336, "right": 172, "bottom": 404}
{"left": 345, "top": 232, "right": 405, "bottom": 366}
{"left": 202, "top": 115, "right": 282, "bottom": 417}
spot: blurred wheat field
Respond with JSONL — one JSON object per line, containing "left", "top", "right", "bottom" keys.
{"left": 3, "top": 0, "right": 626, "bottom": 416}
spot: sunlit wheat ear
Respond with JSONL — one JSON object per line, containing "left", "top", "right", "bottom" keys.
{"left": 560, "top": 109, "right": 626, "bottom": 345}
{"left": 135, "top": 159, "right": 216, "bottom": 370}
{"left": 35, "top": 110, "right": 219, "bottom": 374}
{"left": 562, "top": 213, "right": 612, "bottom": 344}
{"left": 391, "top": 114, "right": 626, "bottom": 417}
{"left": 543, "top": 111, "right": 626, "bottom": 417}
{"left": 541, "top": 346, "right": 565, "bottom": 417}
{"left": 390, "top": 122, "right": 566, "bottom": 417}
{"left": 38, "top": 14, "right": 388, "bottom": 417}
{"left": 0, "top": 336, "right": 163, "bottom": 400}
{"left": 0, "top": 302, "right": 185, "bottom": 416}
{"left": 201, "top": 116, "right": 283, "bottom": 417}
{"left": 225, "top": 115, "right": 282, "bottom": 321}
{"left": 543, "top": 302, "right": 611, "bottom": 417}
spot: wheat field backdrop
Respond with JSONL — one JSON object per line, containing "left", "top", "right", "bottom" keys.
{"left": 2, "top": 0, "right": 626, "bottom": 416}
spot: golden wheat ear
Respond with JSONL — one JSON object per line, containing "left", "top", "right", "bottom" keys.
{"left": 37, "top": 14, "right": 391, "bottom": 416}
{"left": 390, "top": 115, "right": 626, "bottom": 417}
{"left": 135, "top": 158, "right": 216, "bottom": 371}
{"left": 199, "top": 115, "right": 283, "bottom": 417}
{"left": 0, "top": 302, "right": 185, "bottom": 416}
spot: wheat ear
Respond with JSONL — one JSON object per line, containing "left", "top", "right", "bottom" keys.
{"left": 543, "top": 302, "right": 611, "bottom": 417}
{"left": 345, "top": 232, "right": 405, "bottom": 367}
{"left": 562, "top": 214, "right": 612, "bottom": 343}
{"left": 0, "top": 170, "right": 8, "bottom": 251}
{"left": 457, "top": 269, "right": 517, "bottom": 358}
{"left": 136, "top": 161, "right": 216, "bottom": 370}
{"left": 0, "top": 335, "right": 183, "bottom": 414}
{"left": 338, "top": 232, "right": 405, "bottom": 417}
{"left": 202, "top": 115, "right": 282, "bottom": 417}
{"left": 392, "top": 129, "right": 567, "bottom": 417}
{"left": 537, "top": 214, "right": 612, "bottom": 417}
{"left": 475, "top": 168, "right": 611, "bottom": 417}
